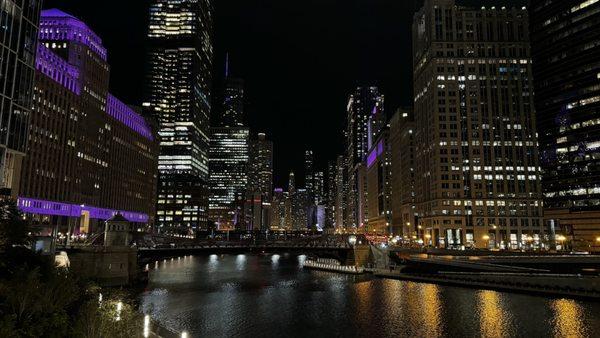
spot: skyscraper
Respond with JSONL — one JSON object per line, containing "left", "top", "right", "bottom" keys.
{"left": 365, "top": 129, "right": 392, "bottom": 235}
{"left": 325, "top": 161, "right": 337, "bottom": 229}
{"left": 244, "top": 133, "right": 273, "bottom": 230}
{"left": 0, "top": 0, "right": 42, "bottom": 197}
{"left": 247, "top": 133, "right": 274, "bottom": 199}
{"left": 305, "top": 150, "right": 314, "bottom": 195}
{"left": 147, "top": 0, "right": 214, "bottom": 233}
{"left": 208, "top": 127, "right": 249, "bottom": 229}
{"left": 390, "top": 109, "right": 416, "bottom": 237}
{"left": 222, "top": 77, "right": 245, "bottom": 127}
{"left": 334, "top": 155, "right": 347, "bottom": 230}
{"left": 345, "top": 86, "right": 384, "bottom": 230}
{"left": 209, "top": 68, "right": 249, "bottom": 229}
{"left": 530, "top": 0, "right": 600, "bottom": 250}
{"left": 288, "top": 171, "right": 296, "bottom": 194}
{"left": 413, "top": 0, "right": 543, "bottom": 249}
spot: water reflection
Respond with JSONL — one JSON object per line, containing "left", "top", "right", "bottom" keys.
{"left": 271, "top": 254, "right": 280, "bottom": 267}
{"left": 478, "top": 290, "right": 512, "bottom": 338}
{"left": 141, "top": 255, "right": 600, "bottom": 338}
{"left": 420, "top": 283, "right": 442, "bottom": 337}
{"left": 552, "top": 299, "right": 588, "bottom": 338}
{"left": 235, "top": 254, "right": 246, "bottom": 271}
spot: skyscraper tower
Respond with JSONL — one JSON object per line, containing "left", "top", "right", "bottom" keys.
{"left": 209, "top": 56, "right": 249, "bottom": 229}
{"left": 530, "top": 0, "right": 600, "bottom": 249}
{"left": 0, "top": 0, "right": 42, "bottom": 197}
{"left": 222, "top": 75, "right": 245, "bottom": 127}
{"left": 305, "top": 150, "right": 314, "bottom": 196}
{"left": 288, "top": 172, "right": 296, "bottom": 194}
{"left": 345, "top": 86, "right": 383, "bottom": 229}
{"left": 413, "top": 0, "right": 543, "bottom": 248}
{"left": 146, "top": 0, "right": 214, "bottom": 232}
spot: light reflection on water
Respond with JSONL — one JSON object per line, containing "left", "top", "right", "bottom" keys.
{"left": 140, "top": 254, "right": 600, "bottom": 338}
{"left": 552, "top": 298, "right": 588, "bottom": 338}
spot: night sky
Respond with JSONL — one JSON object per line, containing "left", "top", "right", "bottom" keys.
{"left": 44, "top": 0, "right": 525, "bottom": 188}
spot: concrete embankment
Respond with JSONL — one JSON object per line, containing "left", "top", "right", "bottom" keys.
{"left": 375, "top": 269, "right": 600, "bottom": 299}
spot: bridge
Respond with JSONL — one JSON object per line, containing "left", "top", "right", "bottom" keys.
{"left": 135, "top": 236, "right": 362, "bottom": 265}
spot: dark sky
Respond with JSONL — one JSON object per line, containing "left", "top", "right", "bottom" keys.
{"left": 44, "top": 0, "right": 525, "bottom": 188}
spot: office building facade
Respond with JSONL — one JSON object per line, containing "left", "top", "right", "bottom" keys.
{"left": 147, "top": 0, "right": 214, "bottom": 233}
{"left": 530, "top": 0, "right": 600, "bottom": 250}
{"left": 390, "top": 109, "right": 417, "bottom": 237}
{"left": 413, "top": 0, "right": 543, "bottom": 249}
{"left": 19, "top": 9, "right": 158, "bottom": 233}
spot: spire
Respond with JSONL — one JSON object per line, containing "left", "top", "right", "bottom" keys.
{"left": 225, "top": 52, "right": 230, "bottom": 78}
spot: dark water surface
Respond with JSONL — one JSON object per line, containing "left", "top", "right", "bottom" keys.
{"left": 140, "top": 254, "right": 600, "bottom": 338}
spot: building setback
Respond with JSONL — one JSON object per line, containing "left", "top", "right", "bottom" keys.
{"left": 413, "top": 0, "right": 543, "bottom": 249}
{"left": 530, "top": 0, "right": 600, "bottom": 251}
{"left": 19, "top": 9, "right": 158, "bottom": 233}
{"left": 0, "top": 0, "right": 42, "bottom": 197}
{"left": 147, "top": 0, "right": 214, "bottom": 233}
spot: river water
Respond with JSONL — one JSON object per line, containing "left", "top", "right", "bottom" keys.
{"left": 140, "top": 253, "right": 600, "bottom": 337}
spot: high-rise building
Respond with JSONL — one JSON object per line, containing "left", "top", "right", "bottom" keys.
{"left": 325, "top": 161, "right": 337, "bottom": 229}
{"left": 305, "top": 150, "right": 314, "bottom": 195}
{"left": 291, "top": 188, "right": 309, "bottom": 230}
{"left": 346, "top": 86, "right": 384, "bottom": 230}
{"left": 247, "top": 133, "right": 273, "bottom": 199}
{"left": 365, "top": 129, "right": 392, "bottom": 235}
{"left": 244, "top": 133, "right": 273, "bottom": 230}
{"left": 19, "top": 9, "right": 159, "bottom": 234}
{"left": 209, "top": 68, "right": 249, "bottom": 229}
{"left": 413, "top": 0, "right": 543, "bottom": 249}
{"left": 334, "top": 155, "right": 347, "bottom": 230}
{"left": 0, "top": 0, "right": 42, "bottom": 197}
{"left": 314, "top": 171, "right": 324, "bottom": 205}
{"left": 288, "top": 171, "right": 296, "bottom": 194}
{"left": 222, "top": 77, "right": 245, "bottom": 127}
{"left": 271, "top": 188, "right": 286, "bottom": 230}
{"left": 208, "top": 127, "right": 249, "bottom": 229}
{"left": 530, "top": 0, "right": 600, "bottom": 251}
{"left": 146, "top": 0, "right": 214, "bottom": 233}
{"left": 390, "top": 109, "right": 416, "bottom": 237}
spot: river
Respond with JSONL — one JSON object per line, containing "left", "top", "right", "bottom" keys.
{"left": 140, "top": 253, "right": 600, "bottom": 337}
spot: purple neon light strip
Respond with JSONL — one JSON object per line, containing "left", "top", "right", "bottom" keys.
{"left": 40, "top": 9, "right": 107, "bottom": 60}
{"left": 35, "top": 43, "right": 81, "bottom": 94}
{"left": 367, "top": 149, "right": 378, "bottom": 168}
{"left": 106, "top": 94, "right": 154, "bottom": 140}
{"left": 18, "top": 197, "right": 149, "bottom": 223}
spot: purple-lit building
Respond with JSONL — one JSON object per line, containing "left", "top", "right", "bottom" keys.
{"left": 18, "top": 9, "right": 159, "bottom": 234}
{"left": 365, "top": 130, "right": 392, "bottom": 235}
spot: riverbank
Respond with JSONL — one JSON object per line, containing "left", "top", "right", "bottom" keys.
{"left": 374, "top": 268, "right": 600, "bottom": 299}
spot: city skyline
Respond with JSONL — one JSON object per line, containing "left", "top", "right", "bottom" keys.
{"left": 43, "top": 0, "right": 528, "bottom": 188}
{"left": 3, "top": 1, "right": 600, "bottom": 337}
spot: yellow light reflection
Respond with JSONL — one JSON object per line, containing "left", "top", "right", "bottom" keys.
{"left": 552, "top": 298, "right": 587, "bottom": 338}
{"left": 478, "top": 290, "right": 511, "bottom": 338}
{"left": 420, "top": 283, "right": 442, "bottom": 337}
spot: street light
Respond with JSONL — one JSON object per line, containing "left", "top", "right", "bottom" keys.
{"left": 348, "top": 235, "right": 357, "bottom": 247}
{"left": 482, "top": 235, "right": 490, "bottom": 249}
{"left": 596, "top": 236, "right": 600, "bottom": 243}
